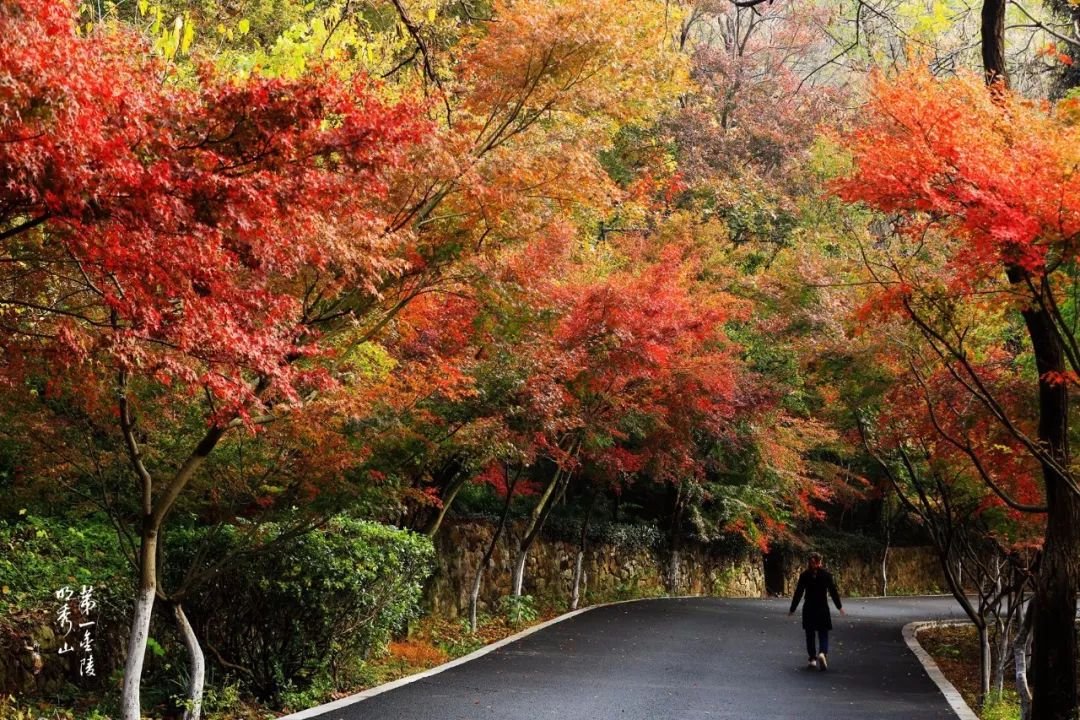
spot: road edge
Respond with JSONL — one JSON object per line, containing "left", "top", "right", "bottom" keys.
{"left": 277, "top": 596, "right": 691, "bottom": 720}
{"left": 902, "top": 619, "right": 980, "bottom": 720}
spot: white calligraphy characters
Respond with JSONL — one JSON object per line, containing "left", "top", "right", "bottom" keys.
{"left": 54, "top": 584, "right": 96, "bottom": 677}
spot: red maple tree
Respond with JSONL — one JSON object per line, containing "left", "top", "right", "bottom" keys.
{"left": 1, "top": 2, "right": 426, "bottom": 716}
{"left": 834, "top": 66, "right": 1080, "bottom": 720}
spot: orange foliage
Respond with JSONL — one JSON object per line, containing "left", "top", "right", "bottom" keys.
{"left": 387, "top": 640, "right": 449, "bottom": 668}
{"left": 834, "top": 67, "right": 1080, "bottom": 286}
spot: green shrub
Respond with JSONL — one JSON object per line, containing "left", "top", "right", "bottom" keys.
{"left": 935, "top": 643, "right": 962, "bottom": 659}
{"left": 430, "top": 618, "right": 487, "bottom": 657}
{"left": 498, "top": 594, "right": 538, "bottom": 626}
{"left": 0, "top": 513, "right": 131, "bottom": 617}
{"left": 169, "top": 518, "right": 434, "bottom": 702}
{"left": 981, "top": 690, "right": 1021, "bottom": 720}
{"left": 197, "top": 680, "right": 245, "bottom": 719}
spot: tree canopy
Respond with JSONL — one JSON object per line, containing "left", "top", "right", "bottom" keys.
{"left": 3, "top": 0, "right": 1080, "bottom": 718}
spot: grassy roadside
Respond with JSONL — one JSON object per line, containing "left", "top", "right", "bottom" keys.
{"left": 918, "top": 625, "right": 1080, "bottom": 720}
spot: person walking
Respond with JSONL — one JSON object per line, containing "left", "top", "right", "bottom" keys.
{"left": 788, "top": 551, "right": 845, "bottom": 670}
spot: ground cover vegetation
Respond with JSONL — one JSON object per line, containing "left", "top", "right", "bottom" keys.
{"left": 1, "top": 0, "right": 1079, "bottom": 718}
{"left": 922, "top": 623, "right": 1080, "bottom": 720}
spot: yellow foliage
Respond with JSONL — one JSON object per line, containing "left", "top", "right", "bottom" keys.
{"left": 461, "top": 0, "right": 689, "bottom": 131}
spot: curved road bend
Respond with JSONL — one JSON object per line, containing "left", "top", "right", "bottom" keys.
{"left": 306, "top": 596, "right": 968, "bottom": 720}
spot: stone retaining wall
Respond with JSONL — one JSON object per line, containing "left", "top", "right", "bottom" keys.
{"left": 427, "top": 520, "right": 946, "bottom": 617}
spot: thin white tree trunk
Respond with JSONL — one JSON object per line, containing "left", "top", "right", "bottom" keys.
{"left": 1014, "top": 602, "right": 1034, "bottom": 720}
{"left": 570, "top": 495, "right": 595, "bottom": 611}
{"left": 512, "top": 550, "right": 527, "bottom": 597}
{"left": 121, "top": 585, "right": 156, "bottom": 720}
{"left": 173, "top": 603, "right": 204, "bottom": 720}
{"left": 881, "top": 543, "right": 889, "bottom": 597}
{"left": 469, "top": 567, "right": 484, "bottom": 633}
{"left": 993, "top": 616, "right": 1010, "bottom": 696}
{"left": 571, "top": 550, "right": 584, "bottom": 610}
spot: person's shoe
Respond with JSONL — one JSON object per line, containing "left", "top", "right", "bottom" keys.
{"left": 807, "top": 658, "right": 818, "bottom": 669}
{"left": 817, "top": 652, "right": 828, "bottom": 671}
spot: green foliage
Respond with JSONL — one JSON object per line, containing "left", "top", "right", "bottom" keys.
{"left": 729, "top": 323, "right": 808, "bottom": 414}
{"left": 145, "top": 636, "right": 166, "bottom": 658}
{"left": 0, "top": 515, "right": 131, "bottom": 715}
{"left": 498, "top": 594, "right": 538, "bottom": 626}
{"left": 609, "top": 573, "right": 665, "bottom": 601}
{"left": 598, "top": 124, "right": 675, "bottom": 188}
{"left": 716, "top": 185, "right": 799, "bottom": 262}
{"left": 0, "top": 513, "right": 131, "bottom": 617}
{"left": 451, "top": 481, "right": 522, "bottom": 518}
{"left": 933, "top": 642, "right": 963, "bottom": 659}
{"left": 807, "top": 135, "right": 853, "bottom": 182}
{"left": 981, "top": 690, "right": 1021, "bottom": 720}
{"left": 168, "top": 517, "right": 434, "bottom": 702}
{"left": 197, "top": 680, "right": 245, "bottom": 719}
{"left": 274, "top": 676, "right": 337, "bottom": 716}
{"left": 542, "top": 516, "right": 664, "bottom": 553}
{"left": 801, "top": 527, "right": 886, "bottom": 563}
{"left": 341, "top": 340, "right": 397, "bottom": 381}
{"left": 0, "top": 694, "right": 115, "bottom": 720}
{"left": 429, "top": 617, "right": 487, "bottom": 656}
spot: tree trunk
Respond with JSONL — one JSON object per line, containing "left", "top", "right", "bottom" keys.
{"left": 511, "top": 550, "right": 528, "bottom": 597}
{"left": 881, "top": 542, "right": 890, "bottom": 597}
{"left": 173, "top": 602, "right": 205, "bottom": 720}
{"left": 1011, "top": 278, "right": 1079, "bottom": 720}
{"left": 121, "top": 526, "right": 158, "bottom": 720}
{"left": 423, "top": 457, "right": 468, "bottom": 538}
{"left": 1016, "top": 601, "right": 1035, "bottom": 720}
{"left": 571, "top": 552, "right": 586, "bottom": 611}
{"left": 425, "top": 470, "right": 469, "bottom": 538}
{"left": 979, "top": 623, "right": 992, "bottom": 699}
{"left": 668, "top": 549, "right": 681, "bottom": 593}
{"left": 995, "top": 618, "right": 1009, "bottom": 696}
{"left": 938, "top": 548, "right": 992, "bottom": 701}
{"left": 937, "top": 547, "right": 986, "bottom": 650}
{"left": 979, "top": 0, "right": 1079, "bottom": 709}
{"left": 512, "top": 469, "right": 567, "bottom": 597}
{"left": 117, "top": 422, "right": 225, "bottom": 720}
{"left": 667, "top": 483, "right": 686, "bottom": 594}
{"left": 468, "top": 562, "right": 485, "bottom": 634}
{"left": 469, "top": 469, "right": 519, "bottom": 632}
{"left": 881, "top": 499, "right": 893, "bottom": 597}
{"left": 980, "top": 0, "right": 1007, "bottom": 85}
{"left": 571, "top": 495, "right": 596, "bottom": 611}
{"left": 1031, "top": 501, "right": 1079, "bottom": 720}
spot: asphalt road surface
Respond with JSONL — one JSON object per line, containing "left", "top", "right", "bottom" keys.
{"left": 307, "top": 596, "right": 968, "bottom": 720}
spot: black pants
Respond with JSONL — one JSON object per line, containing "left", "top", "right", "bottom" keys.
{"left": 805, "top": 629, "right": 829, "bottom": 658}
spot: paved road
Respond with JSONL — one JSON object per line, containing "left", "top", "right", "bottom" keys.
{"left": 307, "top": 596, "right": 968, "bottom": 720}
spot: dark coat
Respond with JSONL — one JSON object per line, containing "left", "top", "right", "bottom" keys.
{"left": 789, "top": 568, "right": 842, "bottom": 631}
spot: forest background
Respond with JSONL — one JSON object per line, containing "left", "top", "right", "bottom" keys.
{"left": 2, "top": 0, "right": 1080, "bottom": 718}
